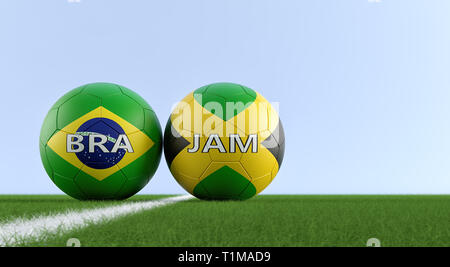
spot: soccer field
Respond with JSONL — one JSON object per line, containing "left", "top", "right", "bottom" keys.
{"left": 0, "top": 195, "right": 448, "bottom": 247}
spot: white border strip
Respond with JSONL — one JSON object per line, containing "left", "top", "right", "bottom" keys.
{"left": 0, "top": 195, "right": 193, "bottom": 246}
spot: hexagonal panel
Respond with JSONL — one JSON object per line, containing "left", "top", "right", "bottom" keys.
{"left": 119, "top": 85, "right": 151, "bottom": 110}
{"left": 45, "top": 145, "right": 81, "bottom": 180}
{"left": 102, "top": 93, "right": 145, "bottom": 131}
{"left": 50, "top": 85, "right": 85, "bottom": 110}
{"left": 251, "top": 173, "right": 272, "bottom": 195}
{"left": 57, "top": 93, "right": 101, "bottom": 129}
{"left": 52, "top": 173, "right": 86, "bottom": 200}
{"left": 170, "top": 140, "right": 212, "bottom": 180}
{"left": 83, "top": 83, "right": 122, "bottom": 98}
{"left": 240, "top": 148, "right": 276, "bottom": 181}
{"left": 114, "top": 175, "right": 150, "bottom": 200}
{"left": 170, "top": 169, "right": 200, "bottom": 194}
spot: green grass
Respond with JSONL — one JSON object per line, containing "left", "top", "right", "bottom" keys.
{"left": 16, "top": 195, "right": 450, "bottom": 247}
{"left": 0, "top": 195, "right": 169, "bottom": 223}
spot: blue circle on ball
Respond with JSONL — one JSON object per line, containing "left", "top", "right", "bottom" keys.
{"left": 75, "top": 118, "right": 127, "bottom": 169}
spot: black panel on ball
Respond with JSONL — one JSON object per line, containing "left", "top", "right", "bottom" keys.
{"left": 261, "top": 119, "right": 285, "bottom": 168}
{"left": 163, "top": 118, "right": 191, "bottom": 168}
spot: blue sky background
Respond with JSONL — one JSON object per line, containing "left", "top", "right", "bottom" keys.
{"left": 0, "top": 0, "right": 449, "bottom": 194}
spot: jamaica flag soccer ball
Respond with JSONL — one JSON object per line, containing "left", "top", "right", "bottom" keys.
{"left": 164, "top": 83, "right": 285, "bottom": 200}
{"left": 39, "top": 83, "right": 163, "bottom": 200}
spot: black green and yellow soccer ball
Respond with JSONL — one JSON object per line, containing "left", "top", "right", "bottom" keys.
{"left": 39, "top": 83, "right": 162, "bottom": 200}
{"left": 164, "top": 83, "right": 285, "bottom": 200}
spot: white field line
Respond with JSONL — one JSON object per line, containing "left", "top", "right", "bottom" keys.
{"left": 0, "top": 195, "right": 193, "bottom": 246}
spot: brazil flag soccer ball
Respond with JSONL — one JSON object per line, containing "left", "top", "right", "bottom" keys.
{"left": 164, "top": 83, "right": 285, "bottom": 200}
{"left": 39, "top": 83, "right": 162, "bottom": 200}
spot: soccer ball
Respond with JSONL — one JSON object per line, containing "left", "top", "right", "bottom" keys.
{"left": 164, "top": 83, "right": 285, "bottom": 200}
{"left": 39, "top": 83, "right": 162, "bottom": 200}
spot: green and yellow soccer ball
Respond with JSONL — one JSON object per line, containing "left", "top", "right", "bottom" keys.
{"left": 164, "top": 83, "right": 285, "bottom": 200}
{"left": 39, "top": 83, "right": 162, "bottom": 200}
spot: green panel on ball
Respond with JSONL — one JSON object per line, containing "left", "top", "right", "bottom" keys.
{"left": 239, "top": 183, "right": 258, "bottom": 200}
{"left": 120, "top": 145, "right": 161, "bottom": 180}
{"left": 102, "top": 93, "right": 145, "bottom": 131}
{"left": 57, "top": 93, "right": 101, "bottom": 129}
{"left": 45, "top": 147, "right": 87, "bottom": 200}
{"left": 193, "top": 82, "right": 257, "bottom": 121}
{"left": 39, "top": 143, "right": 53, "bottom": 180}
{"left": 45, "top": 146, "right": 81, "bottom": 179}
{"left": 240, "top": 85, "right": 258, "bottom": 98}
{"left": 50, "top": 85, "right": 85, "bottom": 110}
{"left": 74, "top": 170, "right": 127, "bottom": 200}
{"left": 119, "top": 85, "right": 152, "bottom": 110}
{"left": 53, "top": 173, "right": 86, "bottom": 200}
{"left": 193, "top": 166, "right": 256, "bottom": 200}
{"left": 83, "top": 82, "right": 122, "bottom": 97}
{"left": 143, "top": 108, "right": 163, "bottom": 143}
{"left": 115, "top": 176, "right": 151, "bottom": 200}
{"left": 191, "top": 184, "right": 210, "bottom": 200}
{"left": 40, "top": 108, "right": 58, "bottom": 145}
